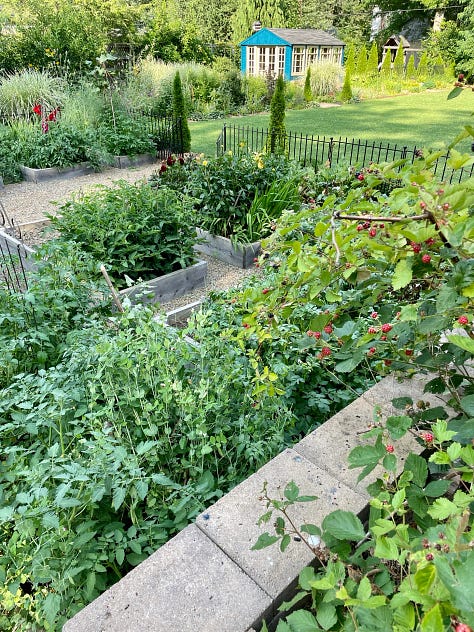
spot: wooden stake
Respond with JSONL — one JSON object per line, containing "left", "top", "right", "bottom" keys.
{"left": 100, "top": 265, "right": 124, "bottom": 312}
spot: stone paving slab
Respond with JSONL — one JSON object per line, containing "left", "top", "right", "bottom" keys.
{"left": 195, "top": 448, "right": 367, "bottom": 604}
{"left": 63, "top": 524, "right": 272, "bottom": 632}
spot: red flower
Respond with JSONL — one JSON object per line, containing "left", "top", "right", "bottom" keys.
{"left": 33, "top": 104, "right": 42, "bottom": 115}
{"left": 386, "top": 445, "right": 394, "bottom": 453}
{"left": 47, "top": 108, "right": 59, "bottom": 121}
{"left": 166, "top": 154, "right": 175, "bottom": 166}
{"left": 41, "top": 120, "right": 49, "bottom": 133}
{"left": 458, "top": 315, "right": 469, "bottom": 325}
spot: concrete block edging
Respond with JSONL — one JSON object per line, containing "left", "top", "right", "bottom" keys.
{"left": 63, "top": 373, "right": 431, "bottom": 632}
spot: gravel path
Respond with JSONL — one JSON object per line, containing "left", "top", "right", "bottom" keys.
{"left": 1, "top": 163, "right": 160, "bottom": 224}
{"left": 0, "top": 163, "right": 259, "bottom": 311}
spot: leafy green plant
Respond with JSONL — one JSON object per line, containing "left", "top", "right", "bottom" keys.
{"left": 232, "top": 143, "right": 474, "bottom": 398}
{"left": 0, "top": 239, "right": 110, "bottom": 388}
{"left": 49, "top": 180, "right": 198, "bottom": 288}
{"left": 234, "top": 177, "right": 302, "bottom": 244}
{"left": 181, "top": 151, "right": 304, "bottom": 242}
{"left": 18, "top": 120, "right": 105, "bottom": 169}
{"left": 253, "top": 395, "right": 474, "bottom": 631}
{"left": 0, "top": 304, "right": 295, "bottom": 630}
{"left": 97, "top": 108, "right": 156, "bottom": 157}
{"left": 0, "top": 125, "right": 22, "bottom": 183}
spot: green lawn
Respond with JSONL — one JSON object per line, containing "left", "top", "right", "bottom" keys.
{"left": 189, "top": 89, "right": 473, "bottom": 157}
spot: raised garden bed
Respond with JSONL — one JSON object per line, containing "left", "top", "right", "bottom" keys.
{"left": 194, "top": 228, "right": 260, "bottom": 269}
{"left": 20, "top": 162, "right": 93, "bottom": 184}
{"left": 113, "top": 153, "right": 156, "bottom": 169}
{"left": 119, "top": 260, "right": 207, "bottom": 306}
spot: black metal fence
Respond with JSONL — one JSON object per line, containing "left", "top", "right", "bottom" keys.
{"left": 139, "top": 114, "right": 184, "bottom": 158}
{"left": 216, "top": 124, "right": 474, "bottom": 185}
{"left": 0, "top": 203, "right": 34, "bottom": 293}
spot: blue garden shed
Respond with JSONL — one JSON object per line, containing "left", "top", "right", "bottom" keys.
{"left": 240, "top": 27, "right": 345, "bottom": 81}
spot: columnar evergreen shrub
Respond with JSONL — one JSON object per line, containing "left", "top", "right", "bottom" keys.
{"left": 355, "top": 45, "right": 367, "bottom": 76}
{"left": 417, "top": 51, "right": 428, "bottom": 78}
{"left": 393, "top": 42, "right": 405, "bottom": 75}
{"left": 172, "top": 71, "right": 191, "bottom": 152}
{"left": 339, "top": 70, "right": 353, "bottom": 102}
{"left": 366, "top": 42, "right": 379, "bottom": 76}
{"left": 406, "top": 53, "right": 416, "bottom": 79}
{"left": 380, "top": 50, "right": 392, "bottom": 76}
{"left": 343, "top": 43, "right": 356, "bottom": 76}
{"left": 303, "top": 67, "right": 312, "bottom": 102}
{"left": 268, "top": 75, "right": 286, "bottom": 154}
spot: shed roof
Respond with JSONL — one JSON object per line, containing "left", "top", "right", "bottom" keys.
{"left": 240, "top": 27, "right": 345, "bottom": 47}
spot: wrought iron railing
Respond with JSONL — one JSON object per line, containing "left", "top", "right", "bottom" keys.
{"left": 216, "top": 124, "right": 474, "bottom": 184}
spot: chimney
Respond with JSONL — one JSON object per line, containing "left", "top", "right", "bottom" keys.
{"left": 252, "top": 21, "right": 261, "bottom": 33}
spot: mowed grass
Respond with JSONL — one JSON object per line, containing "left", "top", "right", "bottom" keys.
{"left": 189, "top": 89, "right": 473, "bottom": 157}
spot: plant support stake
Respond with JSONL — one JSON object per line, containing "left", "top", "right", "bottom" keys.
{"left": 100, "top": 264, "right": 124, "bottom": 312}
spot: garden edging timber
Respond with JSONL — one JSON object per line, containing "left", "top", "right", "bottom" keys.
{"left": 19, "top": 162, "right": 93, "bottom": 183}
{"left": 195, "top": 227, "right": 260, "bottom": 268}
{"left": 63, "top": 372, "right": 436, "bottom": 632}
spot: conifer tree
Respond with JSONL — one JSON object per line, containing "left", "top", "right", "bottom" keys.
{"left": 304, "top": 66, "right": 312, "bottom": 102}
{"left": 406, "top": 54, "right": 416, "bottom": 79}
{"left": 339, "top": 70, "right": 353, "bottom": 102}
{"left": 366, "top": 42, "right": 379, "bottom": 76}
{"left": 267, "top": 75, "right": 286, "bottom": 154}
{"left": 355, "top": 45, "right": 367, "bottom": 77}
{"left": 172, "top": 71, "right": 191, "bottom": 153}
{"left": 343, "top": 43, "right": 356, "bottom": 76}
{"left": 393, "top": 42, "right": 405, "bottom": 76}
{"left": 417, "top": 51, "right": 428, "bottom": 79}
{"left": 380, "top": 49, "right": 392, "bottom": 76}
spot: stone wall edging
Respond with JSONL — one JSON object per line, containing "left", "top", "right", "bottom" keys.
{"left": 63, "top": 373, "right": 434, "bottom": 632}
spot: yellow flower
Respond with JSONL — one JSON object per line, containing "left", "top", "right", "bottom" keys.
{"left": 257, "top": 160, "right": 264, "bottom": 169}
{"left": 202, "top": 160, "right": 208, "bottom": 166}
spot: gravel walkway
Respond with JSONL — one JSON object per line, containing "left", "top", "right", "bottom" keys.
{"left": 0, "top": 163, "right": 259, "bottom": 311}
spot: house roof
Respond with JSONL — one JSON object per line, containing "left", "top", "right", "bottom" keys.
{"left": 383, "top": 34, "right": 411, "bottom": 48}
{"left": 240, "top": 27, "right": 345, "bottom": 47}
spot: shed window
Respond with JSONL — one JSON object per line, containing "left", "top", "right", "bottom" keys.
{"left": 247, "top": 46, "right": 255, "bottom": 75}
{"left": 278, "top": 47, "right": 285, "bottom": 75}
{"left": 307, "top": 47, "right": 318, "bottom": 65}
{"left": 320, "top": 47, "right": 331, "bottom": 62}
{"left": 292, "top": 46, "right": 305, "bottom": 75}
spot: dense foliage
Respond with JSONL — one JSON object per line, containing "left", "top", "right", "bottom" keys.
{"left": 49, "top": 180, "right": 199, "bottom": 288}
{"left": 150, "top": 151, "right": 306, "bottom": 242}
{"left": 233, "top": 134, "right": 474, "bottom": 631}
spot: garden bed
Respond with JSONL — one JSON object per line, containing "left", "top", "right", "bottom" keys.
{"left": 19, "top": 162, "right": 93, "bottom": 183}
{"left": 113, "top": 153, "right": 157, "bottom": 169}
{"left": 195, "top": 228, "right": 260, "bottom": 269}
{"left": 119, "top": 260, "right": 208, "bottom": 305}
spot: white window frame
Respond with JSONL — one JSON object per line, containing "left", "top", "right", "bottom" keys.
{"left": 307, "top": 46, "right": 318, "bottom": 66}
{"left": 247, "top": 46, "right": 255, "bottom": 76}
{"left": 292, "top": 46, "right": 305, "bottom": 75}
